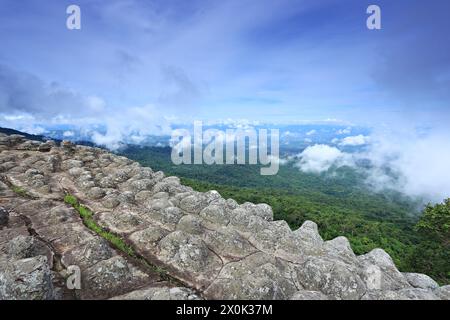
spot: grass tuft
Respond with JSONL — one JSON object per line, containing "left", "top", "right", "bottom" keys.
{"left": 63, "top": 193, "right": 178, "bottom": 283}
{"left": 64, "top": 194, "right": 136, "bottom": 257}
{"left": 63, "top": 194, "right": 78, "bottom": 207}
{"left": 12, "top": 185, "right": 28, "bottom": 197}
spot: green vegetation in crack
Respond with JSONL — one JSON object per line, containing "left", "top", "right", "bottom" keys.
{"left": 63, "top": 194, "right": 176, "bottom": 283}
{"left": 3, "top": 178, "right": 36, "bottom": 199}
{"left": 12, "top": 185, "right": 28, "bottom": 197}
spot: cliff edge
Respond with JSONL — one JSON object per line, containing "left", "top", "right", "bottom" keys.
{"left": 0, "top": 133, "right": 448, "bottom": 300}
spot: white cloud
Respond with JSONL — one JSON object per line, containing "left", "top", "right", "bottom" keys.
{"left": 295, "top": 144, "right": 353, "bottom": 173}
{"left": 18, "top": 125, "right": 46, "bottom": 135}
{"left": 282, "top": 130, "right": 298, "bottom": 138}
{"left": 306, "top": 129, "right": 316, "bottom": 136}
{"left": 339, "top": 134, "right": 370, "bottom": 146}
{"left": 268, "top": 155, "right": 288, "bottom": 166}
{"left": 91, "top": 105, "right": 171, "bottom": 150}
{"left": 361, "top": 128, "right": 450, "bottom": 201}
{"left": 0, "top": 66, "right": 173, "bottom": 151}
{"left": 298, "top": 127, "right": 450, "bottom": 202}
{"left": 336, "top": 127, "right": 351, "bottom": 135}
{"left": 0, "top": 65, "right": 106, "bottom": 119}
{"left": 63, "top": 131, "right": 74, "bottom": 137}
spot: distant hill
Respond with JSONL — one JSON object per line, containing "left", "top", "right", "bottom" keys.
{"left": 0, "top": 127, "right": 96, "bottom": 148}
{"left": 0, "top": 127, "right": 48, "bottom": 142}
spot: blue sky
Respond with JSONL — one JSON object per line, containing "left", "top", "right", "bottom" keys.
{"left": 2, "top": 0, "right": 450, "bottom": 200}
{"left": 0, "top": 0, "right": 450, "bottom": 128}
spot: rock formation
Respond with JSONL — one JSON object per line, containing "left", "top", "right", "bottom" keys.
{"left": 0, "top": 133, "right": 448, "bottom": 300}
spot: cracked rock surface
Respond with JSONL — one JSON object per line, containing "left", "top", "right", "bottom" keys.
{"left": 0, "top": 133, "right": 447, "bottom": 300}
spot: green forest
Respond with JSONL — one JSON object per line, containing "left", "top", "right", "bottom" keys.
{"left": 121, "top": 146, "right": 450, "bottom": 284}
